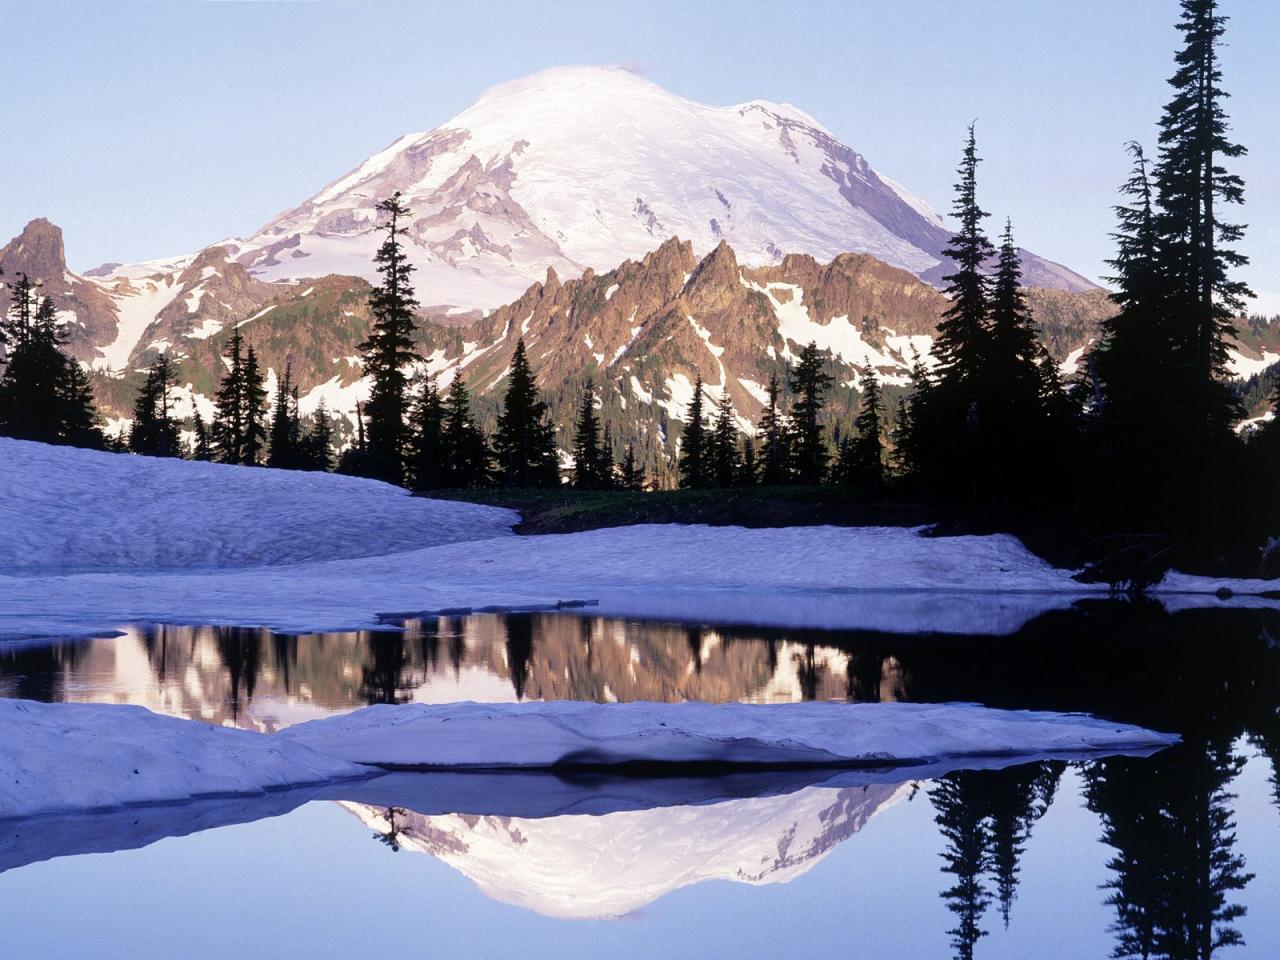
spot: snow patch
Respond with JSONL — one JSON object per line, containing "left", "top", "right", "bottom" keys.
{"left": 283, "top": 700, "right": 1178, "bottom": 769}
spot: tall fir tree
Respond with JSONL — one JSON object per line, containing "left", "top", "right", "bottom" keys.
{"left": 440, "top": 374, "right": 490, "bottom": 487}
{"left": 600, "top": 424, "right": 618, "bottom": 489}
{"left": 0, "top": 273, "right": 36, "bottom": 348}
{"left": 242, "top": 345, "right": 268, "bottom": 466}
{"left": 302, "top": 399, "right": 334, "bottom": 472}
{"left": 493, "top": 338, "right": 560, "bottom": 487}
{"left": 0, "top": 288, "right": 106, "bottom": 449}
{"left": 787, "top": 342, "right": 833, "bottom": 485}
{"left": 709, "top": 391, "right": 741, "bottom": 488}
{"left": 1153, "top": 0, "right": 1249, "bottom": 440}
{"left": 406, "top": 379, "right": 445, "bottom": 490}
{"left": 677, "top": 374, "right": 709, "bottom": 489}
{"left": 191, "top": 410, "right": 212, "bottom": 461}
{"left": 57, "top": 358, "right": 105, "bottom": 449}
{"left": 934, "top": 124, "right": 996, "bottom": 404}
{"left": 358, "top": 192, "right": 422, "bottom": 484}
{"left": 128, "top": 355, "right": 181, "bottom": 457}
{"left": 619, "top": 443, "right": 646, "bottom": 491}
{"left": 212, "top": 329, "right": 247, "bottom": 464}
{"left": 986, "top": 220, "right": 1044, "bottom": 418}
{"left": 756, "top": 371, "right": 789, "bottom": 485}
{"left": 267, "top": 361, "right": 303, "bottom": 469}
{"left": 900, "top": 128, "right": 997, "bottom": 501}
{"left": 1094, "top": 143, "right": 1169, "bottom": 441}
{"left": 844, "top": 369, "right": 885, "bottom": 485}
{"left": 571, "top": 378, "right": 605, "bottom": 489}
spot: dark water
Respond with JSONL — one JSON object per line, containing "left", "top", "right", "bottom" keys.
{"left": 2, "top": 603, "right": 1280, "bottom": 958}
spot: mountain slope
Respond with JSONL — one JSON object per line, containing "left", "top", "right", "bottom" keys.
{"left": 223, "top": 65, "right": 1095, "bottom": 306}
{"left": 0, "top": 219, "right": 287, "bottom": 374}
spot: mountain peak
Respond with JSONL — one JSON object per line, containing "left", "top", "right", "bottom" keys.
{"left": 2, "top": 218, "right": 68, "bottom": 279}
{"left": 161, "top": 66, "right": 1096, "bottom": 310}
{"left": 464, "top": 64, "right": 667, "bottom": 112}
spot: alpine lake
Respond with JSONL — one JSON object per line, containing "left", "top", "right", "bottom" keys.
{"left": 2, "top": 603, "right": 1278, "bottom": 959}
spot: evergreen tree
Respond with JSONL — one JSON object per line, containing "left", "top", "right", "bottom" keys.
{"left": 302, "top": 400, "right": 334, "bottom": 472}
{"left": 212, "top": 329, "right": 247, "bottom": 464}
{"left": 493, "top": 338, "right": 560, "bottom": 487}
{"left": 191, "top": 410, "right": 212, "bottom": 461}
{"left": 677, "top": 374, "right": 709, "bottom": 489}
{"left": 128, "top": 355, "right": 182, "bottom": 457}
{"left": 708, "top": 391, "right": 741, "bottom": 488}
{"left": 1094, "top": 143, "right": 1169, "bottom": 442}
{"left": 0, "top": 296, "right": 66, "bottom": 443}
{"left": 756, "top": 371, "right": 789, "bottom": 485}
{"left": 890, "top": 396, "right": 916, "bottom": 478}
{"left": 787, "top": 342, "right": 833, "bottom": 485}
{"left": 600, "top": 424, "right": 618, "bottom": 489}
{"left": 1153, "top": 0, "right": 1249, "bottom": 440}
{"left": 268, "top": 362, "right": 303, "bottom": 469}
{"left": 571, "top": 378, "right": 605, "bottom": 489}
{"left": 986, "top": 220, "right": 1044, "bottom": 420}
{"left": 406, "top": 380, "right": 445, "bottom": 490}
{"left": 906, "top": 126, "right": 996, "bottom": 499}
{"left": 440, "top": 374, "right": 489, "bottom": 487}
{"left": 934, "top": 124, "right": 996, "bottom": 406}
{"left": 358, "top": 192, "right": 422, "bottom": 484}
{"left": 0, "top": 289, "right": 105, "bottom": 449}
{"left": 57, "top": 359, "right": 105, "bottom": 449}
{"left": 846, "top": 369, "right": 886, "bottom": 485}
{"left": 242, "top": 345, "right": 268, "bottom": 466}
{"left": 0, "top": 272, "right": 36, "bottom": 348}
{"left": 619, "top": 443, "right": 646, "bottom": 491}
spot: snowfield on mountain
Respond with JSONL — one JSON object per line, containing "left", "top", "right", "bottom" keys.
{"left": 0, "top": 439, "right": 1276, "bottom": 643}
{"left": 214, "top": 65, "right": 1096, "bottom": 305}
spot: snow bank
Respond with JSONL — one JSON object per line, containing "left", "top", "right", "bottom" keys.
{"left": 1, "top": 439, "right": 1275, "bottom": 640}
{"left": 0, "top": 697, "right": 1175, "bottom": 823}
{"left": 0, "top": 438, "right": 516, "bottom": 572}
{"left": 0, "top": 699, "right": 366, "bottom": 820}
{"left": 280, "top": 700, "right": 1178, "bottom": 770}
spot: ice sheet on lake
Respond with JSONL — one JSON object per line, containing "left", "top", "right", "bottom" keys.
{"left": 281, "top": 700, "right": 1178, "bottom": 769}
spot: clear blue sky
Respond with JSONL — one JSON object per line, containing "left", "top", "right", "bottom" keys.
{"left": 3, "top": 0, "right": 1276, "bottom": 299}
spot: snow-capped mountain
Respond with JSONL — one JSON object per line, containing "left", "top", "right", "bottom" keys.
{"left": 221, "top": 65, "right": 1094, "bottom": 307}
{"left": 342, "top": 780, "right": 912, "bottom": 919}
{"left": 4, "top": 65, "right": 1099, "bottom": 377}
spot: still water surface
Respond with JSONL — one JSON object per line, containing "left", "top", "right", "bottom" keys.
{"left": 1, "top": 604, "right": 1278, "bottom": 958}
